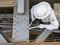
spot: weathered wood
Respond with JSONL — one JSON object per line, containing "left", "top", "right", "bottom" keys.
{"left": 0, "top": 42, "right": 60, "bottom": 45}
{"left": 9, "top": 42, "right": 60, "bottom": 45}
{"left": 0, "top": 23, "right": 13, "bottom": 25}
{"left": 0, "top": 0, "right": 15, "bottom": 7}
{"left": 0, "top": 14, "right": 13, "bottom": 18}
{"left": 0, "top": 25, "right": 12, "bottom": 28}
{"left": 3, "top": 32, "right": 12, "bottom": 42}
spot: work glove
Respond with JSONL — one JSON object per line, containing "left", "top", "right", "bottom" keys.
{"left": 28, "top": 24, "right": 44, "bottom": 30}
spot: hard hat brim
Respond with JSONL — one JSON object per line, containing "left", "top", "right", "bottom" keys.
{"left": 34, "top": 2, "right": 51, "bottom": 19}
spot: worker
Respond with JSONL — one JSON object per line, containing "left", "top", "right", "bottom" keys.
{"left": 28, "top": 2, "right": 59, "bottom": 30}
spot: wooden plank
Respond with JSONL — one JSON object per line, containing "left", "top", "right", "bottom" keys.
{"left": 1, "top": 42, "right": 60, "bottom": 45}
{"left": 3, "top": 32, "right": 12, "bottom": 42}
{"left": 0, "top": 0, "right": 15, "bottom": 7}
{"left": 30, "top": 29, "right": 43, "bottom": 35}
{"left": 30, "top": 29, "right": 60, "bottom": 34}
{"left": 13, "top": 42, "right": 60, "bottom": 45}
{"left": 52, "top": 30, "right": 60, "bottom": 33}
{"left": 0, "top": 23, "right": 12, "bottom": 25}
{"left": 0, "top": 14, "right": 13, "bottom": 18}
{"left": 0, "top": 25, "right": 12, "bottom": 28}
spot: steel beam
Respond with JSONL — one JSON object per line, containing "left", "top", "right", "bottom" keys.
{"left": 0, "top": 25, "right": 12, "bottom": 28}
{"left": 12, "top": 15, "right": 29, "bottom": 42}
{"left": 0, "top": 34, "right": 7, "bottom": 43}
{"left": 35, "top": 29, "right": 52, "bottom": 42}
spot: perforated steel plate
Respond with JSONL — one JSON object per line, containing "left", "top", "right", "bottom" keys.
{"left": 12, "top": 15, "right": 29, "bottom": 42}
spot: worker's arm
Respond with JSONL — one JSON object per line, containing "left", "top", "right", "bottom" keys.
{"left": 28, "top": 9, "right": 59, "bottom": 30}
{"left": 38, "top": 9, "right": 59, "bottom": 30}
{"left": 28, "top": 5, "right": 36, "bottom": 27}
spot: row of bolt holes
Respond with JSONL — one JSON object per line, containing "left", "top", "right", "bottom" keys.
{"left": 13, "top": 16, "right": 29, "bottom": 40}
{"left": 13, "top": 26, "right": 29, "bottom": 40}
{"left": 13, "top": 31, "right": 29, "bottom": 41}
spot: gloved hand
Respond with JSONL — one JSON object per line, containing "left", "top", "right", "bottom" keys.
{"left": 28, "top": 26, "right": 38, "bottom": 29}
{"left": 28, "top": 24, "right": 44, "bottom": 30}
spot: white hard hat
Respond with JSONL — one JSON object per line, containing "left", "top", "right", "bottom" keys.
{"left": 33, "top": 2, "right": 51, "bottom": 19}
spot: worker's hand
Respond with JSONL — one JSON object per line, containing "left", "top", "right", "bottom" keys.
{"left": 28, "top": 26, "right": 38, "bottom": 30}
{"left": 28, "top": 24, "right": 44, "bottom": 30}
